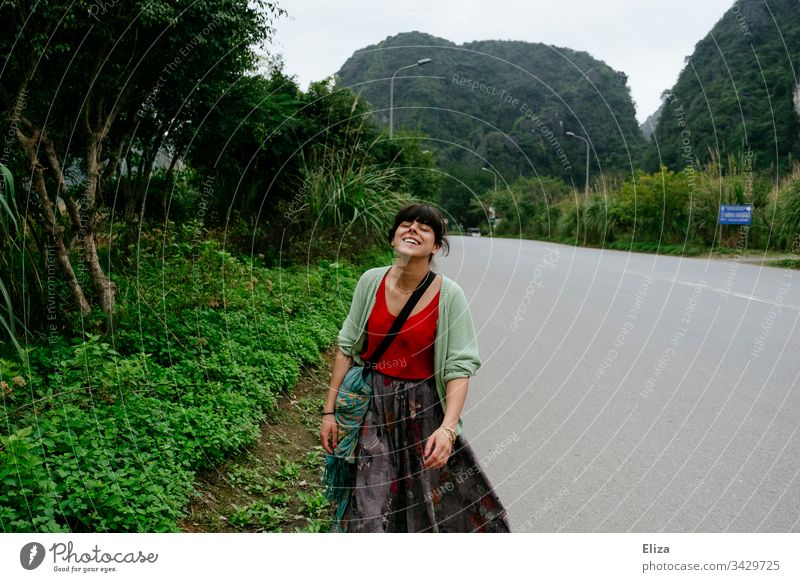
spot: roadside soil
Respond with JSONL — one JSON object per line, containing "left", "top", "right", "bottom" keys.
{"left": 702, "top": 249, "right": 799, "bottom": 268}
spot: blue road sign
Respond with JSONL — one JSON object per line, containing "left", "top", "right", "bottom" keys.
{"left": 719, "top": 204, "right": 752, "bottom": 225}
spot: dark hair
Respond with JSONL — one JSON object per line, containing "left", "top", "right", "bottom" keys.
{"left": 387, "top": 203, "right": 450, "bottom": 263}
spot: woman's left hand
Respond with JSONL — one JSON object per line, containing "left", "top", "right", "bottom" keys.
{"left": 423, "top": 428, "right": 453, "bottom": 469}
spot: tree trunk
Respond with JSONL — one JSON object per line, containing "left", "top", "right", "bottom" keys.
{"left": 162, "top": 146, "right": 182, "bottom": 223}
{"left": 18, "top": 130, "right": 91, "bottom": 316}
{"left": 83, "top": 137, "right": 117, "bottom": 318}
{"left": 122, "top": 149, "right": 138, "bottom": 222}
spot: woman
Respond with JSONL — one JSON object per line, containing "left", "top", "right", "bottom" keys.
{"left": 320, "top": 203, "right": 511, "bottom": 532}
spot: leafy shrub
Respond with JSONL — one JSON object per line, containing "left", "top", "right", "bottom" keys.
{"left": 0, "top": 227, "right": 364, "bottom": 532}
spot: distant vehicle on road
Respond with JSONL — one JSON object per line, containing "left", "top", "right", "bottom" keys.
{"left": 467, "top": 227, "right": 482, "bottom": 237}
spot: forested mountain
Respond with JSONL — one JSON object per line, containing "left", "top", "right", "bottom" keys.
{"left": 335, "top": 31, "right": 646, "bottom": 191}
{"left": 648, "top": 0, "right": 800, "bottom": 171}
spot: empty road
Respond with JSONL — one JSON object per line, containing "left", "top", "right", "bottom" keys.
{"left": 438, "top": 235, "right": 800, "bottom": 532}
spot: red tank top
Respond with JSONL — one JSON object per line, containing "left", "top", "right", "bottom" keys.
{"left": 359, "top": 269, "right": 440, "bottom": 379}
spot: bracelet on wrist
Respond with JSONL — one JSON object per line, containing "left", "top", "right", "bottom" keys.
{"left": 439, "top": 426, "right": 456, "bottom": 445}
{"left": 322, "top": 411, "right": 335, "bottom": 416}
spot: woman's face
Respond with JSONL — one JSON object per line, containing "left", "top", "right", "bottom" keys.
{"left": 393, "top": 219, "right": 440, "bottom": 259}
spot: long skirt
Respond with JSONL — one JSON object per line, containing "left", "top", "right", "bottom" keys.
{"left": 341, "top": 369, "right": 511, "bottom": 532}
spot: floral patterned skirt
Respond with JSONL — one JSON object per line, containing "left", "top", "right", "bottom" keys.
{"left": 341, "top": 369, "right": 511, "bottom": 532}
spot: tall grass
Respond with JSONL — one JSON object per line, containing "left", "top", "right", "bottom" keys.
{"left": 495, "top": 155, "right": 799, "bottom": 254}
{"left": 775, "top": 163, "right": 800, "bottom": 250}
{"left": 299, "top": 140, "right": 410, "bottom": 242}
{"left": 0, "top": 163, "right": 28, "bottom": 365}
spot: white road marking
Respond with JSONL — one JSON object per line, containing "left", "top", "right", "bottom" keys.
{"left": 624, "top": 270, "right": 800, "bottom": 312}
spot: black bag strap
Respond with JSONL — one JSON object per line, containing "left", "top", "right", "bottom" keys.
{"left": 361, "top": 268, "right": 436, "bottom": 378}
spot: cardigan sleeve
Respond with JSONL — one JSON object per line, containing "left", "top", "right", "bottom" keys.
{"left": 442, "top": 283, "right": 482, "bottom": 383}
{"left": 336, "top": 270, "right": 369, "bottom": 357}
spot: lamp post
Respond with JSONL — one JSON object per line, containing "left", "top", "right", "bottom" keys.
{"left": 389, "top": 58, "right": 432, "bottom": 139}
{"left": 481, "top": 167, "right": 497, "bottom": 236}
{"left": 566, "top": 131, "right": 590, "bottom": 245}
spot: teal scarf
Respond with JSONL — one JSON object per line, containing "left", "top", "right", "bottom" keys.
{"left": 321, "top": 365, "right": 373, "bottom": 532}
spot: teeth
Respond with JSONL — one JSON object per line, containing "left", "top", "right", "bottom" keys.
{"left": 403, "top": 238, "right": 419, "bottom": 245}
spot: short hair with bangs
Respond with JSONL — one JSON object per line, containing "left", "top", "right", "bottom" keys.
{"left": 387, "top": 203, "right": 451, "bottom": 264}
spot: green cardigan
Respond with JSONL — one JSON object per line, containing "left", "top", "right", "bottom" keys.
{"left": 337, "top": 265, "right": 482, "bottom": 437}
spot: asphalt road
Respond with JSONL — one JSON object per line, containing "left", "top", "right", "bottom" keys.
{"left": 437, "top": 235, "right": 800, "bottom": 532}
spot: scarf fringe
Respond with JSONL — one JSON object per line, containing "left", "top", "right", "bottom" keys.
{"left": 321, "top": 453, "right": 355, "bottom": 532}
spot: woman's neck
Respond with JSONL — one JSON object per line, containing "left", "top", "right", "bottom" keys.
{"left": 391, "top": 258, "right": 430, "bottom": 292}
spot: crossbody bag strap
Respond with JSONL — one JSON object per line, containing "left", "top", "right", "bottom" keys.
{"left": 361, "top": 269, "right": 436, "bottom": 376}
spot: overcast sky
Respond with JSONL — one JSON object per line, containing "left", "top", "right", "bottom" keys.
{"left": 267, "top": 0, "right": 736, "bottom": 123}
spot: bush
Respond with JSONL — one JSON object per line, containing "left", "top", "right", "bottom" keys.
{"left": 0, "top": 226, "right": 365, "bottom": 532}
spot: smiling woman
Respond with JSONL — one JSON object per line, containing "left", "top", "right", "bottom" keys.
{"left": 320, "top": 203, "right": 510, "bottom": 533}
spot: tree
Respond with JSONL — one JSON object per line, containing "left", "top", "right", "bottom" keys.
{"left": 0, "top": 0, "right": 284, "bottom": 319}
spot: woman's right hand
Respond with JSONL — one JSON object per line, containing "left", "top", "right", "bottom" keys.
{"left": 320, "top": 415, "right": 338, "bottom": 454}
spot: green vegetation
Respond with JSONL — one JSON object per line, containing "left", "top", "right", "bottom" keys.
{"left": 0, "top": 163, "right": 27, "bottom": 365}
{"left": 216, "top": 450, "right": 328, "bottom": 532}
{"left": 3, "top": 0, "right": 800, "bottom": 534}
{"left": 335, "top": 31, "right": 647, "bottom": 221}
{"left": 334, "top": 13, "right": 800, "bottom": 248}
{"left": 0, "top": 223, "right": 371, "bottom": 531}
{"left": 489, "top": 157, "right": 799, "bottom": 253}
{"left": 648, "top": 0, "right": 800, "bottom": 173}
{"left": 0, "top": 0, "right": 427, "bottom": 533}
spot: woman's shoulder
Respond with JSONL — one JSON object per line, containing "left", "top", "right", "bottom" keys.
{"left": 438, "top": 272, "right": 460, "bottom": 291}
{"left": 353, "top": 265, "right": 391, "bottom": 292}
{"left": 438, "top": 273, "right": 468, "bottom": 302}
{"left": 359, "top": 265, "right": 392, "bottom": 283}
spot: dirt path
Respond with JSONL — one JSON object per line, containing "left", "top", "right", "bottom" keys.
{"left": 178, "top": 347, "right": 337, "bottom": 533}
{"left": 703, "top": 249, "right": 799, "bottom": 268}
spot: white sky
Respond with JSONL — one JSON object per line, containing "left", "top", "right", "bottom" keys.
{"left": 267, "top": 0, "right": 735, "bottom": 123}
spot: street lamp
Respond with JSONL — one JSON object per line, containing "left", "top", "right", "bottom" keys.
{"left": 566, "top": 131, "right": 590, "bottom": 245}
{"left": 481, "top": 167, "right": 497, "bottom": 237}
{"left": 389, "top": 58, "right": 432, "bottom": 138}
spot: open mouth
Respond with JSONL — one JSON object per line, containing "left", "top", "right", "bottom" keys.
{"left": 402, "top": 238, "right": 421, "bottom": 246}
